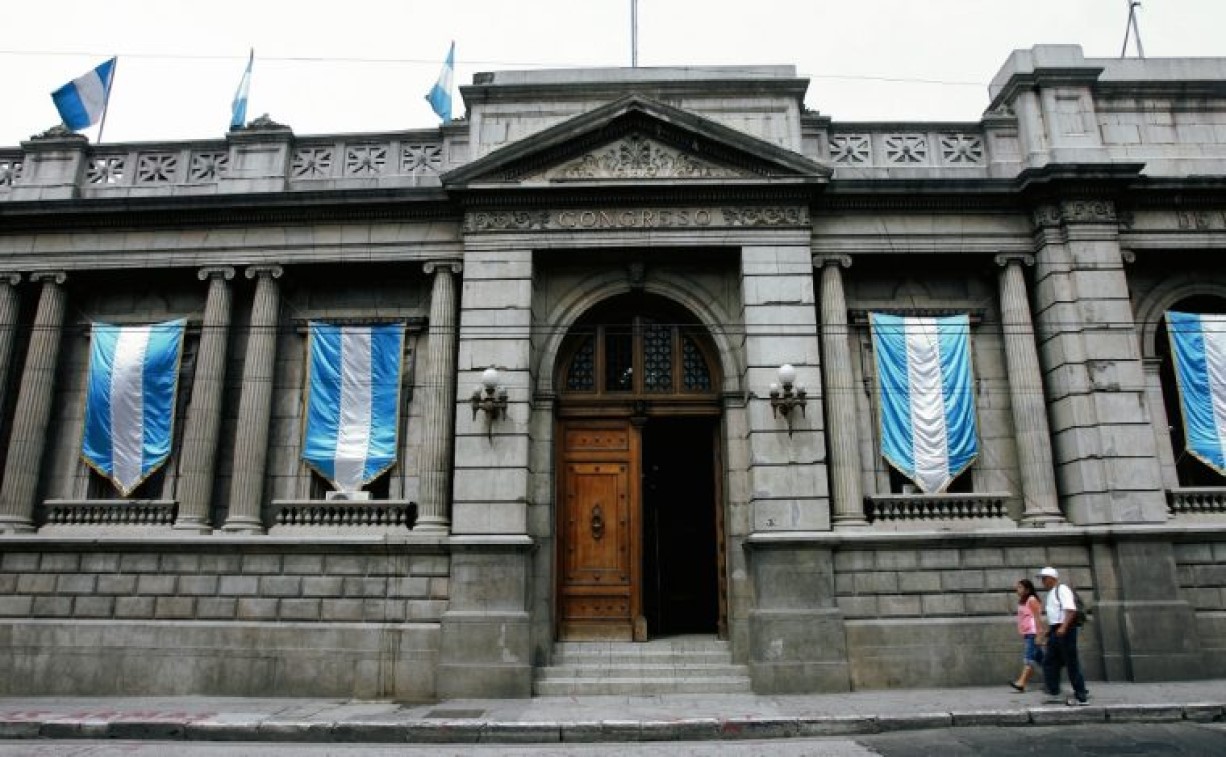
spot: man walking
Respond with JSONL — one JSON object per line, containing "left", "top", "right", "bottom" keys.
{"left": 1037, "top": 566, "right": 1089, "bottom": 706}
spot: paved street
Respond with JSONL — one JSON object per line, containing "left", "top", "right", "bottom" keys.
{"left": 1, "top": 725, "right": 1225, "bottom": 755}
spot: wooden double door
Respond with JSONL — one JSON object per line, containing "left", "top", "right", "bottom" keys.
{"left": 557, "top": 416, "right": 724, "bottom": 641}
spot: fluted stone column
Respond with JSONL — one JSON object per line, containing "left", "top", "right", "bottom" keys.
{"left": 996, "top": 254, "right": 1063, "bottom": 525}
{"left": 816, "top": 256, "right": 867, "bottom": 527}
{"left": 0, "top": 274, "right": 23, "bottom": 419}
{"left": 223, "top": 265, "right": 282, "bottom": 533}
{"left": 0, "top": 272, "right": 66, "bottom": 533}
{"left": 416, "top": 261, "right": 461, "bottom": 533}
{"left": 174, "top": 267, "right": 235, "bottom": 532}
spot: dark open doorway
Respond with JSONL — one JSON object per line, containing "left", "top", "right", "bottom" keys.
{"left": 642, "top": 416, "right": 719, "bottom": 636}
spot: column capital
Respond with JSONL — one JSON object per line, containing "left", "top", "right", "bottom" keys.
{"left": 423, "top": 260, "right": 463, "bottom": 276}
{"left": 197, "top": 266, "right": 236, "bottom": 282}
{"left": 29, "top": 271, "right": 66, "bottom": 286}
{"left": 994, "top": 253, "right": 1035, "bottom": 268}
{"left": 245, "top": 264, "right": 283, "bottom": 281}
{"left": 813, "top": 254, "right": 852, "bottom": 270}
{"left": 0, "top": 273, "right": 20, "bottom": 287}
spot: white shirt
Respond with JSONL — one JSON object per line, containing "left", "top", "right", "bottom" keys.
{"left": 1045, "top": 583, "right": 1076, "bottom": 627}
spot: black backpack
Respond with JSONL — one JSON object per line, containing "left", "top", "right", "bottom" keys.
{"left": 1069, "top": 587, "right": 1091, "bottom": 627}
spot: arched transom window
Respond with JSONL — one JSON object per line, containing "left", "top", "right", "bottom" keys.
{"left": 559, "top": 300, "right": 717, "bottom": 398}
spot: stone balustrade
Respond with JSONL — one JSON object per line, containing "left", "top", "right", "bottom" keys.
{"left": 865, "top": 492, "right": 1012, "bottom": 525}
{"left": 272, "top": 500, "right": 418, "bottom": 530}
{"left": 42, "top": 500, "right": 177, "bottom": 527}
{"left": 1168, "top": 487, "right": 1226, "bottom": 517}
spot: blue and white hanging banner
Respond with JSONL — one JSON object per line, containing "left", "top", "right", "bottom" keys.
{"left": 81, "top": 319, "right": 186, "bottom": 496}
{"left": 1166, "top": 311, "right": 1226, "bottom": 474}
{"left": 870, "top": 313, "right": 978, "bottom": 493}
{"left": 302, "top": 322, "right": 405, "bottom": 491}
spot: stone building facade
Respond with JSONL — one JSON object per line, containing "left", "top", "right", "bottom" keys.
{"left": 0, "top": 44, "right": 1223, "bottom": 697}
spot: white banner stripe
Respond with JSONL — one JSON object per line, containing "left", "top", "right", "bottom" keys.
{"left": 333, "top": 327, "right": 373, "bottom": 491}
{"left": 906, "top": 317, "right": 951, "bottom": 493}
{"left": 1201, "top": 315, "right": 1226, "bottom": 459}
{"left": 110, "top": 326, "right": 151, "bottom": 491}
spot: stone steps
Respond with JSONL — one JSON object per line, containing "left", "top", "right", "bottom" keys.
{"left": 533, "top": 636, "right": 752, "bottom": 696}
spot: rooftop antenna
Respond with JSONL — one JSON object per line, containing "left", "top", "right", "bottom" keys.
{"left": 1121, "top": 0, "right": 1146, "bottom": 58}
{"left": 631, "top": 0, "right": 639, "bottom": 67}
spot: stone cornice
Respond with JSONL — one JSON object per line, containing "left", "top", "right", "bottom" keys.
{"left": 0, "top": 188, "right": 456, "bottom": 232}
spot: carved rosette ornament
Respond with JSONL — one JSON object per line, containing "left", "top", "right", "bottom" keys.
{"left": 464, "top": 210, "right": 552, "bottom": 233}
{"left": 720, "top": 206, "right": 810, "bottom": 227}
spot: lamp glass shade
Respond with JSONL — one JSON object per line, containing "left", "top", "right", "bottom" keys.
{"left": 777, "top": 364, "right": 797, "bottom": 385}
{"left": 481, "top": 367, "right": 500, "bottom": 391}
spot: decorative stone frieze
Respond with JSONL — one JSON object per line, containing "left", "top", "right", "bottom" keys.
{"left": 1031, "top": 199, "right": 1117, "bottom": 229}
{"left": 462, "top": 206, "right": 809, "bottom": 233}
{"left": 550, "top": 134, "right": 747, "bottom": 179}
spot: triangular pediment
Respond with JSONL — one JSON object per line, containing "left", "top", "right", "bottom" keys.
{"left": 443, "top": 95, "right": 830, "bottom": 189}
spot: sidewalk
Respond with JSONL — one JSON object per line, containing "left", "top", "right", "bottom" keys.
{"left": 0, "top": 680, "right": 1222, "bottom": 745}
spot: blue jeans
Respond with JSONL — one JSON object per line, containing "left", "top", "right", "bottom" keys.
{"left": 1042, "top": 625, "right": 1088, "bottom": 699}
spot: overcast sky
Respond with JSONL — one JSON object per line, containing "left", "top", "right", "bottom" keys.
{"left": 3, "top": 0, "right": 1225, "bottom": 147}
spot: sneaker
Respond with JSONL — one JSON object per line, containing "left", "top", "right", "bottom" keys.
{"left": 1066, "top": 696, "right": 1089, "bottom": 706}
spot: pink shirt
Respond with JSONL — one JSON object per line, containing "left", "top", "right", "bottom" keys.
{"left": 1017, "top": 598, "right": 1038, "bottom": 635}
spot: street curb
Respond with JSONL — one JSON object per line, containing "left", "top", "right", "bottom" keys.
{"left": 0, "top": 703, "right": 1221, "bottom": 744}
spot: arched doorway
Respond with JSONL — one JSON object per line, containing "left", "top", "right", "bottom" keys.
{"left": 553, "top": 294, "right": 725, "bottom": 641}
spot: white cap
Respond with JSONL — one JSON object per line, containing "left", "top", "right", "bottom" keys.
{"left": 1037, "top": 566, "right": 1059, "bottom": 579}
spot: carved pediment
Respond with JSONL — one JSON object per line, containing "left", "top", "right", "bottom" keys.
{"left": 443, "top": 95, "right": 830, "bottom": 190}
{"left": 533, "top": 134, "right": 753, "bottom": 181}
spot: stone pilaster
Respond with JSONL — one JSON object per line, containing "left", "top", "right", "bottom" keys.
{"left": 0, "top": 272, "right": 66, "bottom": 533}
{"left": 816, "top": 256, "right": 866, "bottom": 528}
{"left": 741, "top": 244, "right": 828, "bottom": 532}
{"left": 0, "top": 274, "right": 23, "bottom": 420}
{"left": 174, "top": 267, "right": 235, "bottom": 532}
{"left": 415, "top": 261, "right": 462, "bottom": 533}
{"left": 223, "top": 265, "right": 282, "bottom": 533}
{"left": 439, "top": 245, "right": 532, "bottom": 698}
{"left": 995, "top": 254, "right": 1063, "bottom": 525}
{"left": 1029, "top": 200, "right": 1166, "bottom": 524}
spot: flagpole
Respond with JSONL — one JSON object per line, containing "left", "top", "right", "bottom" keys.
{"left": 96, "top": 56, "right": 117, "bottom": 144}
{"left": 631, "top": 0, "right": 639, "bottom": 67}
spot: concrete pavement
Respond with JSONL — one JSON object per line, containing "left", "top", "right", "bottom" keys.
{"left": 0, "top": 680, "right": 1222, "bottom": 745}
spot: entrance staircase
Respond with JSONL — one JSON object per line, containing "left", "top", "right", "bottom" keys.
{"left": 533, "top": 635, "right": 752, "bottom": 696}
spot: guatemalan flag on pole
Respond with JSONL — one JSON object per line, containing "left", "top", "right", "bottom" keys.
{"left": 1166, "top": 311, "right": 1226, "bottom": 474}
{"left": 81, "top": 319, "right": 186, "bottom": 496}
{"left": 230, "top": 49, "right": 254, "bottom": 131}
{"left": 426, "top": 41, "right": 455, "bottom": 124}
{"left": 302, "top": 322, "right": 405, "bottom": 492}
{"left": 870, "top": 313, "right": 979, "bottom": 493}
{"left": 52, "top": 57, "right": 117, "bottom": 131}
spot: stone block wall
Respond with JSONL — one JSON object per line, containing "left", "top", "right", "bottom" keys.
{"left": 834, "top": 540, "right": 1099, "bottom": 689}
{"left": 0, "top": 542, "right": 447, "bottom": 698}
{"left": 1173, "top": 540, "right": 1226, "bottom": 676}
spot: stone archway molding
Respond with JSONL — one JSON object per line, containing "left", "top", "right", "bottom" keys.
{"left": 1135, "top": 275, "right": 1226, "bottom": 358}
{"left": 534, "top": 271, "right": 744, "bottom": 397}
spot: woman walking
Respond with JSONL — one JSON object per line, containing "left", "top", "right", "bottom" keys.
{"left": 1010, "top": 578, "right": 1044, "bottom": 692}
